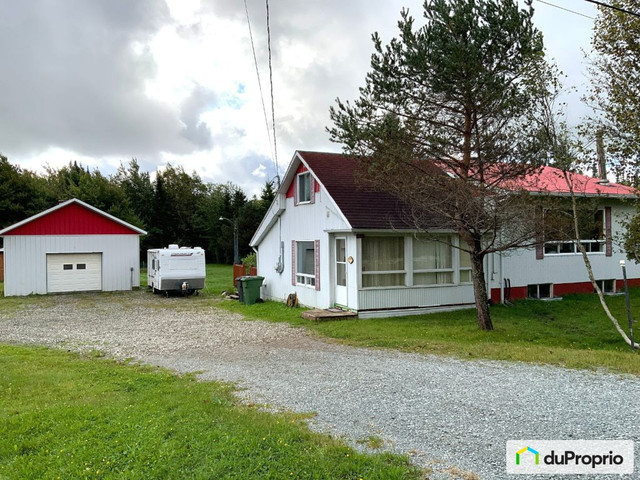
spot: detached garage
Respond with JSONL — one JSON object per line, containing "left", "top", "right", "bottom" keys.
{"left": 0, "top": 198, "right": 147, "bottom": 296}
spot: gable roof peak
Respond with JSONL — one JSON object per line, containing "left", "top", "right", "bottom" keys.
{"left": 0, "top": 198, "right": 147, "bottom": 236}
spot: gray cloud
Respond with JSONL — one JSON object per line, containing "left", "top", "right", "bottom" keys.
{"left": 179, "top": 84, "right": 217, "bottom": 149}
{"left": 0, "top": 0, "right": 597, "bottom": 198}
{"left": 0, "top": 0, "right": 203, "bottom": 159}
{"left": 204, "top": 0, "right": 422, "bottom": 156}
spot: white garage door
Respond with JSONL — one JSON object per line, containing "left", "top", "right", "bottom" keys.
{"left": 47, "top": 253, "right": 102, "bottom": 293}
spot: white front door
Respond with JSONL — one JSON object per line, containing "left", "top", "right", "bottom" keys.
{"left": 334, "top": 237, "right": 348, "bottom": 306}
{"left": 47, "top": 253, "right": 102, "bottom": 293}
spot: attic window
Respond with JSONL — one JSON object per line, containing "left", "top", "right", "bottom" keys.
{"left": 297, "top": 172, "right": 311, "bottom": 203}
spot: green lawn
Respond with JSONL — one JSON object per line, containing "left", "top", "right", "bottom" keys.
{"left": 0, "top": 345, "right": 420, "bottom": 480}
{"left": 202, "top": 264, "right": 640, "bottom": 375}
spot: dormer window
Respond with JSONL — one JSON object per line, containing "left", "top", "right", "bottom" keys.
{"left": 297, "top": 172, "right": 311, "bottom": 204}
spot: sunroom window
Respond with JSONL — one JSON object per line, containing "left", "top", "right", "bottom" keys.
{"left": 413, "top": 236, "right": 454, "bottom": 285}
{"left": 362, "top": 237, "right": 405, "bottom": 287}
{"left": 459, "top": 248, "right": 472, "bottom": 283}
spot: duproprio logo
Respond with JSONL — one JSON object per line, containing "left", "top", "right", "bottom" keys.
{"left": 516, "top": 446, "right": 539, "bottom": 466}
{"left": 506, "top": 440, "right": 634, "bottom": 475}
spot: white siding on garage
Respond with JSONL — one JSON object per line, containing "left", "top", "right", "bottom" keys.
{"left": 3, "top": 235, "right": 141, "bottom": 296}
{"left": 46, "top": 253, "right": 102, "bottom": 293}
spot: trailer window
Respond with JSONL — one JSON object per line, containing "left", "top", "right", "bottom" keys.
{"left": 63, "top": 264, "right": 73, "bottom": 270}
{"left": 76, "top": 264, "right": 86, "bottom": 270}
{"left": 152, "top": 259, "right": 155, "bottom": 270}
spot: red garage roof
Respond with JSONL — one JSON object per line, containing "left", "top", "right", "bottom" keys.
{"left": 0, "top": 198, "right": 147, "bottom": 236}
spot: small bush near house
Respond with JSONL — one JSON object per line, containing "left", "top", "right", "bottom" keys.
{"left": 241, "top": 252, "right": 257, "bottom": 268}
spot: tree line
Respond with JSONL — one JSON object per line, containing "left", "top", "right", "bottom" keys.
{"left": 0, "top": 155, "right": 275, "bottom": 264}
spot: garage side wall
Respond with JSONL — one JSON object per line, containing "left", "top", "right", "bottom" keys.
{"left": 4, "top": 235, "right": 141, "bottom": 296}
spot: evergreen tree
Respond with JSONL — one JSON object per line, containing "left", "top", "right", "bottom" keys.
{"left": 328, "top": 0, "right": 556, "bottom": 330}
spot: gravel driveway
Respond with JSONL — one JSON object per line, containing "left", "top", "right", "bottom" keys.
{"left": 1, "top": 292, "right": 638, "bottom": 479}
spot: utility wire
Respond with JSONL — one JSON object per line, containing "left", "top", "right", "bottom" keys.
{"left": 536, "top": 0, "right": 594, "bottom": 19}
{"left": 243, "top": 0, "right": 275, "bottom": 165}
{"left": 265, "top": 0, "right": 280, "bottom": 183}
{"left": 584, "top": 0, "right": 640, "bottom": 19}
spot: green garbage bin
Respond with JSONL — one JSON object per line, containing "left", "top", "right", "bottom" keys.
{"left": 240, "top": 276, "right": 264, "bottom": 305}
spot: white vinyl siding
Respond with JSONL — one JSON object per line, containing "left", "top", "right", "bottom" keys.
{"left": 3, "top": 235, "right": 141, "bottom": 296}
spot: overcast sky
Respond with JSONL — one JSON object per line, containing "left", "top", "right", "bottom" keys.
{"left": 0, "top": 0, "right": 598, "bottom": 196}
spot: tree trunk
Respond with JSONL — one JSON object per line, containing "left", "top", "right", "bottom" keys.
{"left": 565, "top": 173, "right": 639, "bottom": 350}
{"left": 470, "top": 252, "right": 493, "bottom": 331}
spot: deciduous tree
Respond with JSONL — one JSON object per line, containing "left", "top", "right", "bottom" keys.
{"left": 587, "top": 0, "right": 640, "bottom": 184}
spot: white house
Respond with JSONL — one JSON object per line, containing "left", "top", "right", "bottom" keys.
{"left": 250, "top": 151, "right": 640, "bottom": 318}
{"left": 0, "top": 198, "right": 147, "bottom": 296}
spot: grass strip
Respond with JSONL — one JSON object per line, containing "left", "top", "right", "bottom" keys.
{"left": 0, "top": 344, "right": 420, "bottom": 480}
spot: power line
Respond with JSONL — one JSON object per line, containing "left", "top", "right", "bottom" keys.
{"left": 243, "top": 0, "right": 275, "bottom": 165}
{"left": 584, "top": 0, "right": 640, "bottom": 19}
{"left": 265, "top": 0, "right": 280, "bottom": 182}
{"left": 536, "top": 0, "right": 594, "bottom": 20}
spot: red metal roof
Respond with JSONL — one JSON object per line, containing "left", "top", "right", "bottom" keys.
{"left": 511, "top": 166, "right": 638, "bottom": 196}
{"left": 0, "top": 199, "right": 146, "bottom": 236}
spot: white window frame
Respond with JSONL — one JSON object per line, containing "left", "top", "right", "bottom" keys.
{"left": 295, "top": 241, "right": 316, "bottom": 288}
{"left": 359, "top": 234, "right": 477, "bottom": 289}
{"left": 458, "top": 249, "right": 472, "bottom": 284}
{"left": 297, "top": 172, "right": 311, "bottom": 204}
{"left": 361, "top": 236, "right": 406, "bottom": 288}
{"left": 544, "top": 209, "right": 605, "bottom": 255}
{"left": 412, "top": 235, "right": 455, "bottom": 286}
{"left": 595, "top": 279, "right": 616, "bottom": 294}
{"left": 527, "top": 283, "right": 553, "bottom": 299}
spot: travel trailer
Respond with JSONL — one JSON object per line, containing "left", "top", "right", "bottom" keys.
{"left": 147, "top": 245, "right": 206, "bottom": 296}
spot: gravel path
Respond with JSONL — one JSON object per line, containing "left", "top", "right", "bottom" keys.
{"left": 1, "top": 293, "right": 638, "bottom": 479}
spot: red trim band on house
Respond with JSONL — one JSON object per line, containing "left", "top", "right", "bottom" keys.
{"left": 491, "top": 278, "right": 640, "bottom": 303}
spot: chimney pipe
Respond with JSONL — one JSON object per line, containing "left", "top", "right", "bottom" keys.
{"left": 596, "top": 131, "right": 608, "bottom": 184}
